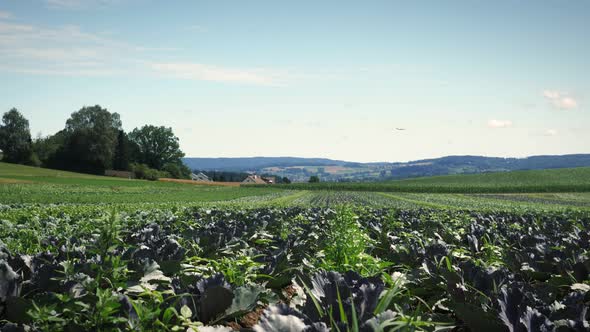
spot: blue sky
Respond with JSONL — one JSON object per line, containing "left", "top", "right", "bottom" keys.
{"left": 0, "top": 0, "right": 588, "bottom": 162}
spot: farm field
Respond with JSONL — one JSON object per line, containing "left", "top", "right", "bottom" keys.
{"left": 2, "top": 163, "right": 590, "bottom": 331}
{"left": 0, "top": 162, "right": 281, "bottom": 204}
{"left": 268, "top": 167, "right": 590, "bottom": 193}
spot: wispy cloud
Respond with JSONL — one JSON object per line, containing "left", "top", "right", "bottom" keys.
{"left": 543, "top": 90, "right": 578, "bottom": 110}
{"left": 151, "top": 62, "right": 286, "bottom": 86}
{"left": 0, "top": 64, "right": 120, "bottom": 77}
{"left": 0, "top": 15, "right": 181, "bottom": 78}
{"left": 0, "top": 11, "right": 12, "bottom": 19}
{"left": 487, "top": 119, "right": 513, "bottom": 128}
{"left": 0, "top": 21, "right": 35, "bottom": 33}
{"left": 0, "top": 20, "right": 143, "bottom": 76}
{"left": 43, "top": 0, "right": 121, "bottom": 9}
{"left": 0, "top": 13, "right": 292, "bottom": 86}
{"left": 45, "top": 0, "right": 83, "bottom": 8}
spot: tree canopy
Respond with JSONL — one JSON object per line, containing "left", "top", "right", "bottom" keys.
{"left": 113, "top": 130, "right": 131, "bottom": 171}
{"left": 58, "top": 105, "right": 122, "bottom": 174}
{"left": 309, "top": 175, "right": 320, "bottom": 183}
{"left": 129, "top": 125, "right": 185, "bottom": 170}
{"left": 0, "top": 108, "right": 33, "bottom": 164}
{"left": 1, "top": 105, "right": 209, "bottom": 180}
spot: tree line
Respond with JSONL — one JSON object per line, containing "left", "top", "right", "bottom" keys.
{"left": 0, "top": 106, "right": 190, "bottom": 180}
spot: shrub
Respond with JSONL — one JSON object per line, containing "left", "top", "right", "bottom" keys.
{"left": 162, "top": 162, "right": 191, "bottom": 179}
{"left": 130, "top": 163, "right": 168, "bottom": 181}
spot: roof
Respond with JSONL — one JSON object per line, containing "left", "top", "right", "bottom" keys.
{"left": 191, "top": 172, "right": 211, "bottom": 182}
{"left": 242, "top": 175, "right": 268, "bottom": 184}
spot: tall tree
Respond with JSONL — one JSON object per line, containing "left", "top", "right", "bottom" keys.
{"left": 112, "top": 130, "right": 131, "bottom": 171}
{"left": 128, "top": 125, "right": 185, "bottom": 170}
{"left": 0, "top": 108, "right": 33, "bottom": 164}
{"left": 61, "top": 105, "right": 122, "bottom": 174}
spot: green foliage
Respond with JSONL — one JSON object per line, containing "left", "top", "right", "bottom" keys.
{"left": 3, "top": 162, "right": 590, "bottom": 212}
{"left": 28, "top": 303, "right": 66, "bottom": 331}
{"left": 171, "top": 305, "right": 203, "bottom": 331}
{"left": 129, "top": 125, "right": 185, "bottom": 170}
{"left": 308, "top": 175, "right": 320, "bottom": 183}
{"left": 53, "top": 105, "right": 122, "bottom": 174}
{"left": 185, "top": 253, "right": 267, "bottom": 286}
{"left": 162, "top": 162, "right": 191, "bottom": 179}
{"left": 2, "top": 106, "right": 189, "bottom": 177}
{"left": 112, "top": 130, "right": 131, "bottom": 171}
{"left": 0, "top": 108, "right": 33, "bottom": 165}
{"left": 318, "top": 206, "right": 382, "bottom": 274}
{"left": 130, "top": 162, "right": 169, "bottom": 181}
{"left": 32, "top": 131, "right": 67, "bottom": 167}
{"left": 200, "top": 170, "right": 250, "bottom": 182}
{"left": 1, "top": 202, "right": 589, "bottom": 331}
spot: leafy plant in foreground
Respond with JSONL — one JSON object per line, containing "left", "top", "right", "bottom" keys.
{"left": 319, "top": 206, "right": 381, "bottom": 275}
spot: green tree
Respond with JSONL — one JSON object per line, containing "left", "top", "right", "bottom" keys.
{"left": 112, "top": 130, "right": 131, "bottom": 171}
{"left": 282, "top": 176, "right": 291, "bottom": 184}
{"left": 60, "top": 105, "right": 122, "bottom": 174}
{"left": 32, "top": 131, "right": 67, "bottom": 167}
{"left": 309, "top": 175, "right": 320, "bottom": 183}
{"left": 128, "top": 125, "right": 185, "bottom": 170}
{"left": 0, "top": 108, "right": 33, "bottom": 164}
{"left": 162, "top": 162, "right": 191, "bottom": 179}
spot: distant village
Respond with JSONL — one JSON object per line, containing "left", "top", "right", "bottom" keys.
{"left": 104, "top": 168, "right": 282, "bottom": 184}
{"left": 191, "top": 172, "right": 276, "bottom": 185}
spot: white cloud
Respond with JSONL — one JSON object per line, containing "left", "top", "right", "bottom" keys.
{"left": 0, "top": 11, "right": 12, "bottom": 19}
{"left": 0, "top": 17, "right": 182, "bottom": 78}
{"left": 0, "top": 20, "right": 141, "bottom": 76}
{"left": 542, "top": 90, "right": 559, "bottom": 99}
{"left": 544, "top": 129, "right": 558, "bottom": 136}
{"left": 0, "top": 22, "right": 34, "bottom": 33}
{"left": 487, "top": 119, "right": 513, "bottom": 128}
{"left": 151, "top": 62, "right": 285, "bottom": 86}
{"left": 45, "top": 0, "right": 82, "bottom": 8}
{"left": 0, "top": 13, "right": 291, "bottom": 86}
{"left": 557, "top": 97, "right": 577, "bottom": 109}
{"left": 43, "top": 0, "right": 121, "bottom": 9}
{"left": 543, "top": 90, "right": 578, "bottom": 110}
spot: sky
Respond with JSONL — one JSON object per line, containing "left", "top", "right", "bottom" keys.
{"left": 0, "top": 0, "right": 588, "bottom": 163}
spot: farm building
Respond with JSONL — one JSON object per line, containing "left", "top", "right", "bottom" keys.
{"left": 191, "top": 172, "right": 212, "bottom": 182}
{"left": 242, "top": 175, "right": 275, "bottom": 184}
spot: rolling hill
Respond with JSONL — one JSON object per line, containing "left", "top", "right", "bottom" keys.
{"left": 183, "top": 154, "right": 590, "bottom": 182}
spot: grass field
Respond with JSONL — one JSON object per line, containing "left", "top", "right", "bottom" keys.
{"left": 2, "top": 162, "right": 590, "bottom": 212}
{"left": 264, "top": 167, "right": 590, "bottom": 193}
{"left": 0, "top": 162, "right": 280, "bottom": 204}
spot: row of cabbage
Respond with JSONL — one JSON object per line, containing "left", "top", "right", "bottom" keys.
{"left": 1, "top": 206, "right": 590, "bottom": 331}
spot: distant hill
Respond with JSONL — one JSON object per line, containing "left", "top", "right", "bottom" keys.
{"left": 182, "top": 154, "right": 590, "bottom": 182}
{"left": 381, "top": 154, "right": 590, "bottom": 179}
{"left": 183, "top": 157, "right": 349, "bottom": 171}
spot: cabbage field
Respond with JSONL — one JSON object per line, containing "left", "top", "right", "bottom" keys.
{"left": 1, "top": 164, "right": 590, "bottom": 331}
{"left": 1, "top": 204, "right": 590, "bottom": 332}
